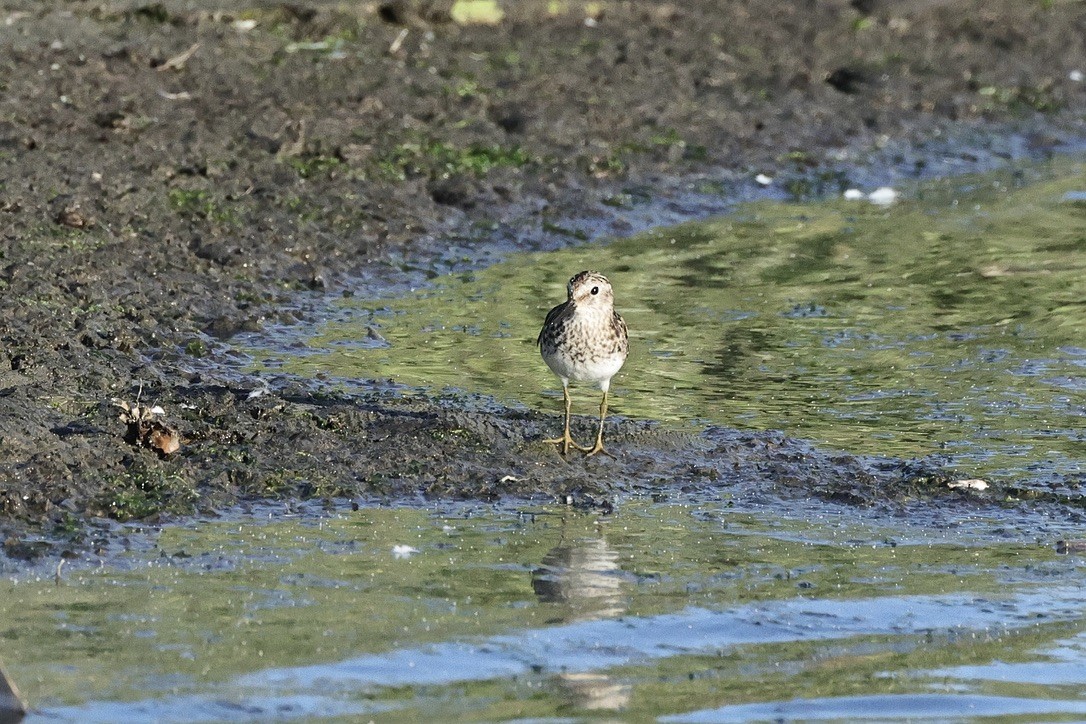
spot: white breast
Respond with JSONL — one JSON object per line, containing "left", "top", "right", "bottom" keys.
{"left": 544, "top": 348, "right": 625, "bottom": 391}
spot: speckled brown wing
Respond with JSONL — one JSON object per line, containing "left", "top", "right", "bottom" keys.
{"left": 537, "top": 300, "right": 572, "bottom": 348}
{"left": 611, "top": 311, "right": 629, "bottom": 356}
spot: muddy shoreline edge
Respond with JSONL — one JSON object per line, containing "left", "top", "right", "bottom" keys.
{"left": 2, "top": 1, "right": 1086, "bottom": 558}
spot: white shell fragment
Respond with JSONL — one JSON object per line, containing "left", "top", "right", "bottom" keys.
{"left": 1070, "top": 70, "right": 1084, "bottom": 82}
{"left": 392, "top": 544, "right": 420, "bottom": 558}
{"left": 948, "top": 479, "right": 989, "bottom": 491}
{"left": 844, "top": 187, "right": 900, "bottom": 205}
{"left": 755, "top": 173, "right": 773, "bottom": 186}
{"left": 867, "top": 187, "right": 900, "bottom": 206}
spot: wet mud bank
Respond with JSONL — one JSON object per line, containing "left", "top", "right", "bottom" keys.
{"left": 2, "top": 1, "right": 1086, "bottom": 556}
{"left": 6, "top": 379, "right": 1085, "bottom": 562}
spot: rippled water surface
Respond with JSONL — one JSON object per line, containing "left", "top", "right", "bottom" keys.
{"left": 250, "top": 157, "right": 1086, "bottom": 482}
{"left": 6, "top": 501, "right": 1086, "bottom": 722}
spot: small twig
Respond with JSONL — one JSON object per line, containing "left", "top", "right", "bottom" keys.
{"left": 158, "top": 42, "right": 200, "bottom": 71}
{"left": 388, "top": 28, "right": 409, "bottom": 55}
{"left": 157, "top": 89, "right": 193, "bottom": 101}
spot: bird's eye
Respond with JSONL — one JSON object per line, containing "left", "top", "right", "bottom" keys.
{"left": 591, "top": 286, "right": 599, "bottom": 295}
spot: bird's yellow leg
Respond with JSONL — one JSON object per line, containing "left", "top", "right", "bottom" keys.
{"left": 543, "top": 384, "right": 589, "bottom": 455}
{"left": 582, "top": 389, "right": 614, "bottom": 458}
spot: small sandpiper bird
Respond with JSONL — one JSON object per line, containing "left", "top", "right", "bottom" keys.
{"left": 537, "top": 270, "right": 629, "bottom": 456}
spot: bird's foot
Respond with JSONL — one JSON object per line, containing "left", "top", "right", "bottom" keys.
{"left": 543, "top": 433, "right": 591, "bottom": 456}
{"left": 581, "top": 438, "right": 616, "bottom": 459}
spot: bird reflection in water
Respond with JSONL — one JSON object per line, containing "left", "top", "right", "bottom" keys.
{"left": 531, "top": 524, "right": 632, "bottom": 712}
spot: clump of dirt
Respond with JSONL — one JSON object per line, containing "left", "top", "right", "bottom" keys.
{"left": 1, "top": 0, "right": 1085, "bottom": 556}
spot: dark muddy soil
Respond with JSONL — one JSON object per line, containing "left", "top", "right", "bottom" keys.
{"left": 2, "top": 0, "right": 1086, "bottom": 557}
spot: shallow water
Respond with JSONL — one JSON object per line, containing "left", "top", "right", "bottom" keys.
{"left": 248, "top": 157, "right": 1086, "bottom": 484}
{"left": 5, "top": 499, "right": 1086, "bottom": 722}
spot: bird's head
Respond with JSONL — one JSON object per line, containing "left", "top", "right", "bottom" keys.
{"left": 567, "top": 270, "right": 615, "bottom": 308}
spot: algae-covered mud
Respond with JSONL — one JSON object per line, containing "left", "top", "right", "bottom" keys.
{"left": 5, "top": 500, "right": 1086, "bottom": 721}
{"left": 247, "top": 157, "right": 1086, "bottom": 486}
